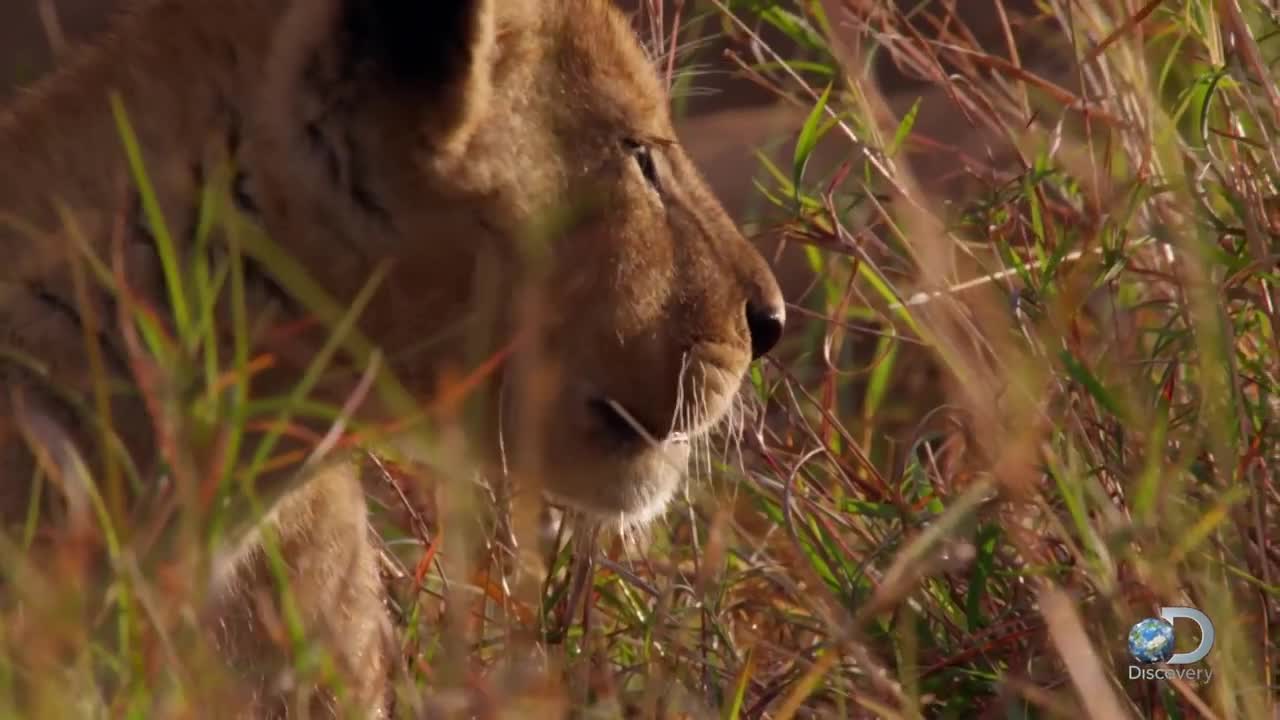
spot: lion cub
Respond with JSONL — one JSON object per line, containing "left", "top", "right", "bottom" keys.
{"left": 0, "top": 0, "right": 785, "bottom": 716}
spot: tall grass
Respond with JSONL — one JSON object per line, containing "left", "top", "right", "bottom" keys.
{"left": 2, "top": 0, "right": 1278, "bottom": 718}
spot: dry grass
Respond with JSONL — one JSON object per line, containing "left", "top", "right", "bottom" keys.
{"left": 3, "top": 1, "right": 1279, "bottom": 718}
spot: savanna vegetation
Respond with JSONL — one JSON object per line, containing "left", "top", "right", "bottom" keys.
{"left": 2, "top": 1, "right": 1278, "bottom": 718}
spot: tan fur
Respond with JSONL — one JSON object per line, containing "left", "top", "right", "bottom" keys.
{"left": 0, "top": 0, "right": 784, "bottom": 716}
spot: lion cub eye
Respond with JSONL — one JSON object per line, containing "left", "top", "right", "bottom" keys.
{"left": 623, "top": 138, "right": 661, "bottom": 193}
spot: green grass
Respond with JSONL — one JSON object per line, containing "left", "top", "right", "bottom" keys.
{"left": 3, "top": 0, "right": 1280, "bottom": 718}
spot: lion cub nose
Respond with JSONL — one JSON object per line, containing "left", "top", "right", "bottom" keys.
{"left": 745, "top": 294, "right": 786, "bottom": 360}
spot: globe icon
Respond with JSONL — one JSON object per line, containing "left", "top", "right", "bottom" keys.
{"left": 1128, "top": 618, "right": 1175, "bottom": 664}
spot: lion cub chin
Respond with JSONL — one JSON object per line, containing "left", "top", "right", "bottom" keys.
{"left": 0, "top": 0, "right": 785, "bottom": 716}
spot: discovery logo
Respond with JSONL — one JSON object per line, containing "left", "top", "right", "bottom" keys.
{"left": 1126, "top": 607, "right": 1214, "bottom": 683}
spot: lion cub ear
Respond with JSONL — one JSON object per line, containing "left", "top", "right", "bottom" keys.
{"left": 272, "top": 0, "right": 535, "bottom": 154}
{"left": 338, "top": 0, "right": 501, "bottom": 152}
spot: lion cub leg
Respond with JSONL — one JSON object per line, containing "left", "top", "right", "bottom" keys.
{"left": 208, "top": 461, "right": 394, "bottom": 719}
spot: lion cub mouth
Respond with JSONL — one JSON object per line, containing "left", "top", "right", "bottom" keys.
{"left": 588, "top": 396, "right": 692, "bottom": 449}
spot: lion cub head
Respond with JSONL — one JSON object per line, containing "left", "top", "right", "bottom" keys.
{"left": 250, "top": 0, "right": 784, "bottom": 522}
